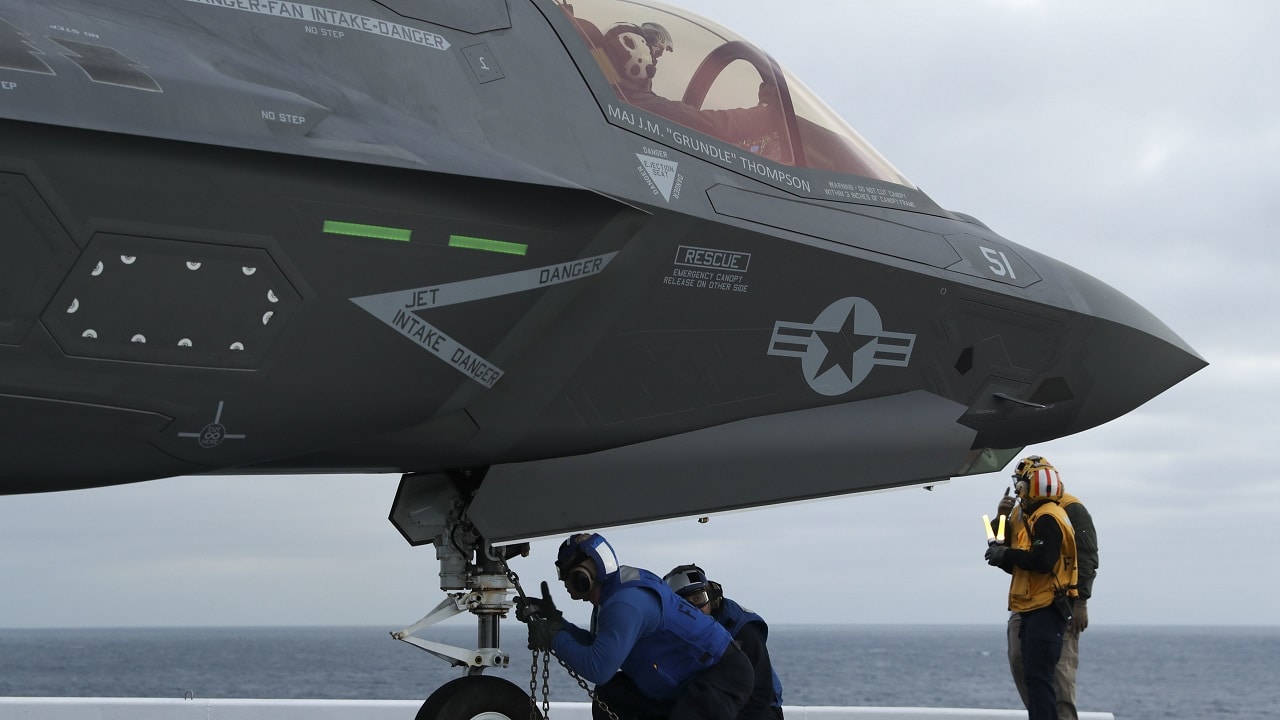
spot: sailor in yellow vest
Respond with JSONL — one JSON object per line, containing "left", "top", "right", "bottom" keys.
{"left": 985, "top": 456, "right": 1078, "bottom": 720}
{"left": 997, "top": 457, "right": 1098, "bottom": 720}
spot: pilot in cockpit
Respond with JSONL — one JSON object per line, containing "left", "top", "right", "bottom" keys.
{"left": 561, "top": 0, "right": 898, "bottom": 179}
{"left": 597, "top": 20, "right": 788, "bottom": 162}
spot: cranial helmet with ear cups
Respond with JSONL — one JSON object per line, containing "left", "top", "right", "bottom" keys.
{"left": 1013, "top": 455, "right": 1064, "bottom": 501}
{"left": 662, "top": 564, "right": 708, "bottom": 598}
{"left": 556, "top": 532, "right": 619, "bottom": 594}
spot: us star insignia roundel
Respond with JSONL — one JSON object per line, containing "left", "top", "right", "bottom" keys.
{"left": 767, "top": 297, "right": 916, "bottom": 396}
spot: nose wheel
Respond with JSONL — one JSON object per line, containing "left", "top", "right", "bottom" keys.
{"left": 417, "top": 676, "right": 541, "bottom": 720}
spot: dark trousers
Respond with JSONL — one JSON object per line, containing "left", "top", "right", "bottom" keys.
{"left": 1008, "top": 609, "right": 1080, "bottom": 720}
{"left": 593, "top": 642, "right": 754, "bottom": 720}
{"left": 1019, "top": 606, "right": 1067, "bottom": 720}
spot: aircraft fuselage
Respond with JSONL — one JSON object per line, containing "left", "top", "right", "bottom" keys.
{"left": 0, "top": 0, "right": 1202, "bottom": 534}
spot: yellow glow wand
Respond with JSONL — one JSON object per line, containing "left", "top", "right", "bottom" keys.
{"left": 996, "top": 514, "right": 1007, "bottom": 544}
{"left": 983, "top": 514, "right": 995, "bottom": 544}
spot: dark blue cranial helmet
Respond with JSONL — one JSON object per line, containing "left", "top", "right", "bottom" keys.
{"left": 556, "top": 533, "right": 619, "bottom": 594}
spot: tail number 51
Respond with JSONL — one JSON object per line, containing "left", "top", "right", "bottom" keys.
{"left": 980, "top": 246, "right": 1017, "bottom": 280}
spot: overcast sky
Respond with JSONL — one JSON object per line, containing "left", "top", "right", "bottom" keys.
{"left": 2, "top": 0, "right": 1276, "bottom": 631}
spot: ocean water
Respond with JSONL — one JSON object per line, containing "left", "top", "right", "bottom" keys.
{"left": 0, "top": 625, "right": 1276, "bottom": 720}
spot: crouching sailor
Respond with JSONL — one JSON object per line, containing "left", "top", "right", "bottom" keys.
{"left": 665, "top": 564, "right": 784, "bottom": 720}
{"left": 516, "top": 532, "right": 753, "bottom": 720}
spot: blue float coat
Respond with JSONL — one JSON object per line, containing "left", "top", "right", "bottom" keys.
{"left": 553, "top": 566, "right": 732, "bottom": 699}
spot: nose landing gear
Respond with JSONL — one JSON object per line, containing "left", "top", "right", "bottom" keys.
{"left": 389, "top": 471, "right": 542, "bottom": 720}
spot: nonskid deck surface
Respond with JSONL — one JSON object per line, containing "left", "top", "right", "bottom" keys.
{"left": 0, "top": 697, "right": 1115, "bottom": 719}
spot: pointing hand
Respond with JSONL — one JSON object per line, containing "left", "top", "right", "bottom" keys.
{"left": 997, "top": 486, "right": 1015, "bottom": 517}
{"left": 515, "top": 581, "right": 562, "bottom": 624}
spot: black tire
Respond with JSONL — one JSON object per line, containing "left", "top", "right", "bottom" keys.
{"left": 414, "top": 677, "right": 461, "bottom": 720}
{"left": 415, "top": 675, "right": 542, "bottom": 720}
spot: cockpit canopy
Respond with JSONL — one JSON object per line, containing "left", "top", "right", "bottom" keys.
{"left": 556, "top": 0, "right": 914, "bottom": 189}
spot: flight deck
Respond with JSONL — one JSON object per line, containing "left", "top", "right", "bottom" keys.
{"left": 0, "top": 697, "right": 1116, "bottom": 719}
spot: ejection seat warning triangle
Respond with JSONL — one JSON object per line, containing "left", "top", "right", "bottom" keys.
{"left": 350, "top": 252, "right": 618, "bottom": 387}
{"left": 637, "top": 154, "right": 679, "bottom": 202}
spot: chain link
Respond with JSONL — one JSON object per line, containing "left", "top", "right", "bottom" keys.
{"left": 499, "top": 557, "right": 620, "bottom": 720}
{"left": 528, "top": 649, "right": 541, "bottom": 720}
{"left": 550, "top": 650, "right": 620, "bottom": 720}
{"left": 540, "top": 650, "right": 551, "bottom": 718}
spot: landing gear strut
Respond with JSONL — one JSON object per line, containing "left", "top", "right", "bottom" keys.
{"left": 389, "top": 471, "right": 541, "bottom": 720}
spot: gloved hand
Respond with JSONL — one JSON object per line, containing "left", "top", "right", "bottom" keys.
{"left": 997, "top": 486, "right": 1015, "bottom": 518}
{"left": 985, "top": 545, "right": 1008, "bottom": 567}
{"left": 527, "top": 616, "right": 564, "bottom": 651}
{"left": 1070, "top": 600, "right": 1089, "bottom": 633}
{"left": 515, "top": 581, "right": 563, "bottom": 624}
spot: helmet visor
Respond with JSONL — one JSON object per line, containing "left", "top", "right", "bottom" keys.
{"left": 682, "top": 588, "right": 711, "bottom": 608}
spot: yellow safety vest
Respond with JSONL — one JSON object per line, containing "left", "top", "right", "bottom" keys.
{"left": 1007, "top": 501, "right": 1078, "bottom": 612}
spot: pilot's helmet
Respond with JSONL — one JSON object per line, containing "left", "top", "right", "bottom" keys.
{"left": 640, "top": 22, "right": 673, "bottom": 58}
{"left": 603, "top": 24, "right": 659, "bottom": 87}
{"left": 556, "top": 532, "right": 619, "bottom": 595}
{"left": 1013, "top": 455, "right": 1064, "bottom": 501}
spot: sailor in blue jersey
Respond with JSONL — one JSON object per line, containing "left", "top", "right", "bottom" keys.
{"left": 516, "top": 533, "right": 753, "bottom": 720}
{"left": 665, "top": 565, "right": 785, "bottom": 720}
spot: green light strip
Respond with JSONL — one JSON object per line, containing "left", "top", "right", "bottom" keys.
{"left": 323, "top": 220, "right": 412, "bottom": 242}
{"left": 449, "top": 235, "right": 528, "bottom": 256}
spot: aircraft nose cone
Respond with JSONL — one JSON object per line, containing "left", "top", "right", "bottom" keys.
{"left": 963, "top": 259, "right": 1205, "bottom": 450}
{"left": 1058, "top": 263, "right": 1206, "bottom": 434}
